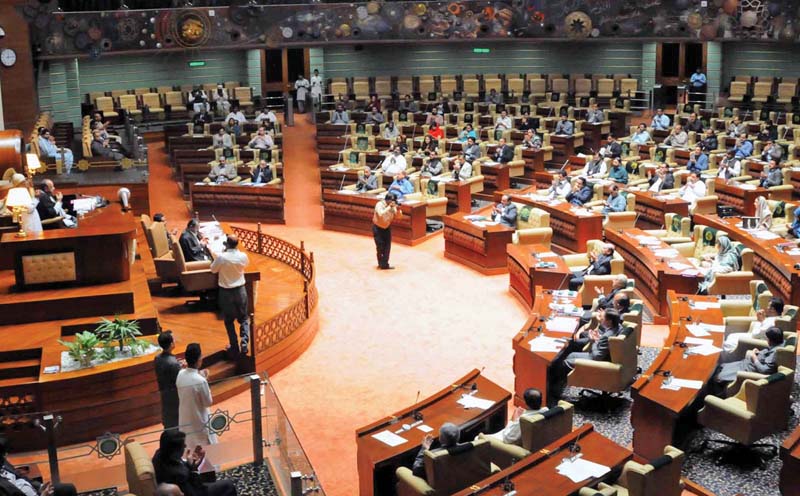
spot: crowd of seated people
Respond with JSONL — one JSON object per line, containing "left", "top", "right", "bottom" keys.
{"left": 0, "top": 437, "right": 77, "bottom": 496}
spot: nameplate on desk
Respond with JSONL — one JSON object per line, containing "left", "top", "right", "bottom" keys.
{"left": 535, "top": 262, "right": 557, "bottom": 269}
{"left": 689, "top": 301, "right": 720, "bottom": 310}
{"left": 338, "top": 189, "right": 358, "bottom": 195}
{"left": 737, "top": 184, "right": 757, "bottom": 190}
{"left": 751, "top": 230, "right": 780, "bottom": 240}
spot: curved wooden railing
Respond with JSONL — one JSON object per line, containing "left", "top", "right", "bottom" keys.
{"left": 230, "top": 224, "right": 318, "bottom": 370}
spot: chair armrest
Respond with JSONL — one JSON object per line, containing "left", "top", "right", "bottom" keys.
{"left": 672, "top": 242, "right": 695, "bottom": 258}
{"left": 395, "top": 467, "right": 434, "bottom": 496}
{"left": 723, "top": 316, "right": 756, "bottom": 335}
{"left": 702, "top": 395, "right": 756, "bottom": 421}
{"left": 708, "top": 272, "right": 755, "bottom": 295}
{"left": 726, "top": 371, "right": 769, "bottom": 396}
{"left": 561, "top": 253, "right": 589, "bottom": 267}
{"left": 477, "top": 433, "right": 530, "bottom": 469}
{"left": 692, "top": 195, "right": 719, "bottom": 215}
{"left": 41, "top": 216, "right": 64, "bottom": 226}
{"left": 721, "top": 299, "right": 755, "bottom": 316}
{"left": 567, "top": 359, "right": 622, "bottom": 391}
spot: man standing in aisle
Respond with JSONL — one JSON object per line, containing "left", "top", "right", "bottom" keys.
{"left": 310, "top": 69, "right": 323, "bottom": 111}
{"left": 154, "top": 331, "right": 183, "bottom": 430}
{"left": 210, "top": 235, "right": 250, "bottom": 357}
{"left": 373, "top": 192, "right": 401, "bottom": 270}
{"left": 295, "top": 74, "right": 310, "bottom": 114}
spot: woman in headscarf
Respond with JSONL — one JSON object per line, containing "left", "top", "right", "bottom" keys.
{"left": 698, "top": 235, "right": 740, "bottom": 294}
{"left": 754, "top": 195, "right": 772, "bottom": 230}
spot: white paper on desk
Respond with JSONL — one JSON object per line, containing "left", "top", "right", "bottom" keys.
{"left": 547, "top": 317, "right": 579, "bottom": 333}
{"left": 692, "top": 301, "right": 721, "bottom": 310}
{"left": 698, "top": 323, "right": 725, "bottom": 333}
{"left": 653, "top": 248, "right": 680, "bottom": 258}
{"left": 668, "top": 262, "right": 692, "bottom": 271}
{"left": 738, "top": 184, "right": 757, "bottom": 190}
{"left": 635, "top": 235, "right": 661, "bottom": 245}
{"left": 684, "top": 336, "right": 713, "bottom": 345}
{"left": 553, "top": 289, "right": 578, "bottom": 298}
{"left": 661, "top": 381, "right": 681, "bottom": 390}
{"left": 372, "top": 430, "right": 408, "bottom": 447}
{"left": 655, "top": 194, "right": 678, "bottom": 201}
{"left": 338, "top": 189, "right": 358, "bottom": 194}
{"left": 529, "top": 336, "right": 565, "bottom": 352}
{"left": 572, "top": 209, "right": 596, "bottom": 217}
{"left": 752, "top": 230, "right": 780, "bottom": 240}
{"left": 556, "top": 455, "right": 611, "bottom": 483}
{"left": 417, "top": 424, "right": 433, "bottom": 433}
{"left": 457, "top": 394, "right": 494, "bottom": 410}
{"left": 471, "top": 221, "right": 487, "bottom": 228}
{"left": 249, "top": 183, "right": 267, "bottom": 187}
{"left": 687, "top": 343, "right": 723, "bottom": 356}
{"left": 670, "top": 378, "right": 703, "bottom": 389}
{"left": 681, "top": 269, "right": 702, "bottom": 276}
{"left": 438, "top": 177, "right": 455, "bottom": 183}
{"left": 686, "top": 324, "right": 710, "bottom": 337}
{"left": 787, "top": 248, "right": 800, "bottom": 256}
{"left": 539, "top": 251, "right": 559, "bottom": 258}
{"left": 485, "top": 161, "right": 499, "bottom": 166}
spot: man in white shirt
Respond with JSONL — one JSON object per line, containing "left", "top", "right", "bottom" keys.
{"left": 295, "top": 74, "right": 310, "bottom": 113}
{"left": 210, "top": 235, "right": 250, "bottom": 356}
{"left": 723, "top": 297, "right": 783, "bottom": 353}
{"left": 680, "top": 172, "right": 707, "bottom": 205}
{"left": 452, "top": 155, "right": 473, "bottom": 181}
{"left": 486, "top": 388, "right": 547, "bottom": 446}
{"left": 255, "top": 108, "right": 277, "bottom": 126}
{"left": 211, "top": 84, "right": 230, "bottom": 116}
{"left": 176, "top": 343, "right": 216, "bottom": 448}
{"left": 247, "top": 127, "right": 274, "bottom": 150}
{"left": 495, "top": 110, "right": 512, "bottom": 130}
{"left": 310, "top": 69, "right": 323, "bottom": 110}
{"left": 381, "top": 148, "right": 407, "bottom": 176}
{"left": 225, "top": 106, "right": 247, "bottom": 125}
{"left": 586, "top": 103, "right": 605, "bottom": 124}
{"left": 545, "top": 170, "right": 572, "bottom": 198}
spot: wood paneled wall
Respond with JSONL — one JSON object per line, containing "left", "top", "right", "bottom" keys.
{"left": 0, "top": 1, "right": 38, "bottom": 134}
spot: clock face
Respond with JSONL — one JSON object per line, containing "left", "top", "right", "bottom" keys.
{"left": 1, "top": 49, "right": 15, "bottom": 67}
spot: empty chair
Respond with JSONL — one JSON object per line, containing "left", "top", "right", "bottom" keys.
{"left": 574, "top": 78, "right": 592, "bottom": 98}
{"left": 133, "top": 87, "right": 151, "bottom": 95}
{"left": 529, "top": 78, "right": 546, "bottom": 99}
{"left": 353, "top": 79, "right": 370, "bottom": 100}
{"left": 440, "top": 77, "right": 457, "bottom": 96}
{"left": 418, "top": 76, "right": 435, "bottom": 98}
{"left": 118, "top": 94, "right": 142, "bottom": 118}
{"left": 95, "top": 96, "right": 119, "bottom": 119}
{"left": 777, "top": 81, "right": 797, "bottom": 105}
{"left": 507, "top": 77, "right": 525, "bottom": 96}
{"left": 164, "top": 91, "right": 186, "bottom": 112}
{"left": 142, "top": 93, "right": 164, "bottom": 116}
{"left": 620, "top": 78, "right": 638, "bottom": 97}
{"left": 233, "top": 87, "right": 253, "bottom": 108}
{"left": 374, "top": 77, "right": 392, "bottom": 97}
{"left": 330, "top": 80, "right": 348, "bottom": 98}
{"left": 110, "top": 89, "right": 128, "bottom": 98}
{"left": 124, "top": 441, "right": 157, "bottom": 496}
{"left": 751, "top": 82, "right": 772, "bottom": 105}
{"left": 156, "top": 85, "right": 174, "bottom": 95}
{"left": 644, "top": 213, "right": 692, "bottom": 245}
{"left": 596, "top": 78, "right": 614, "bottom": 98}
{"left": 597, "top": 446, "right": 684, "bottom": 496}
{"left": 463, "top": 78, "right": 480, "bottom": 98}
{"left": 396, "top": 77, "right": 413, "bottom": 97}
{"left": 551, "top": 78, "right": 569, "bottom": 95}
{"left": 728, "top": 81, "right": 748, "bottom": 103}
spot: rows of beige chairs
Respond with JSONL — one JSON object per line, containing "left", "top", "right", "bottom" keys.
{"left": 728, "top": 75, "right": 799, "bottom": 107}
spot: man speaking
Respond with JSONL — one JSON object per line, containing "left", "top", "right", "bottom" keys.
{"left": 372, "top": 192, "right": 401, "bottom": 270}
{"left": 210, "top": 235, "right": 250, "bottom": 356}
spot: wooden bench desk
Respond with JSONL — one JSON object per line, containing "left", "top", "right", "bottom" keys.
{"left": 507, "top": 246, "right": 573, "bottom": 308}
{"left": 443, "top": 206, "right": 515, "bottom": 275}
{"left": 714, "top": 179, "right": 768, "bottom": 216}
{"left": 189, "top": 183, "right": 285, "bottom": 223}
{"left": 627, "top": 189, "right": 691, "bottom": 230}
{"left": 355, "top": 369, "right": 510, "bottom": 496}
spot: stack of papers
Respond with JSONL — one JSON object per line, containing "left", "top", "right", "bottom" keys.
{"left": 372, "top": 430, "right": 408, "bottom": 447}
{"left": 752, "top": 230, "right": 780, "bottom": 240}
{"left": 635, "top": 235, "right": 661, "bottom": 246}
{"left": 553, "top": 290, "right": 577, "bottom": 298}
{"left": 684, "top": 336, "right": 713, "bottom": 346}
{"left": 529, "top": 335, "right": 566, "bottom": 352}
{"left": 556, "top": 455, "right": 610, "bottom": 483}
{"left": 538, "top": 251, "right": 559, "bottom": 258}
{"left": 472, "top": 220, "right": 500, "bottom": 228}
{"left": 691, "top": 301, "right": 721, "bottom": 310}
{"left": 464, "top": 215, "right": 488, "bottom": 221}
{"left": 457, "top": 394, "right": 494, "bottom": 410}
{"left": 338, "top": 189, "right": 358, "bottom": 195}
{"left": 546, "top": 317, "right": 579, "bottom": 333}
{"left": 668, "top": 262, "right": 693, "bottom": 271}
{"left": 786, "top": 248, "right": 800, "bottom": 256}
{"left": 738, "top": 184, "right": 757, "bottom": 190}
{"left": 661, "top": 377, "right": 704, "bottom": 391}
{"left": 653, "top": 248, "right": 680, "bottom": 258}
{"left": 686, "top": 323, "right": 725, "bottom": 336}
{"left": 550, "top": 303, "right": 582, "bottom": 316}
{"left": 681, "top": 268, "right": 702, "bottom": 276}
{"left": 686, "top": 343, "right": 723, "bottom": 356}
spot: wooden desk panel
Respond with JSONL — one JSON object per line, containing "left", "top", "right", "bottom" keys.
{"left": 629, "top": 190, "right": 691, "bottom": 230}
{"left": 452, "top": 424, "right": 632, "bottom": 496}
{"left": 506, "top": 245, "right": 572, "bottom": 308}
{"left": 480, "top": 161, "right": 523, "bottom": 197}
{"left": 780, "top": 424, "right": 800, "bottom": 496}
{"left": 445, "top": 180, "right": 475, "bottom": 214}
{"left": 190, "top": 183, "right": 285, "bottom": 223}
{"left": 355, "top": 369, "right": 510, "bottom": 496}
{"left": 714, "top": 180, "right": 768, "bottom": 216}
{"left": 505, "top": 192, "right": 603, "bottom": 252}
{"left": 322, "top": 191, "right": 429, "bottom": 246}
{"left": 694, "top": 213, "right": 800, "bottom": 308}
{"left": 549, "top": 135, "right": 583, "bottom": 163}
{"left": 604, "top": 228, "right": 702, "bottom": 322}
{"left": 320, "top": 168, "right": 361, "bottom": 191}
{"left": 521, "top": 147, "right": 552, "bottom": 177}
{"left": 443, "top": 206, "right": 514, "bottom": 275}
{"left": 581, "top": 122, "right": 611, "bottom": 152}
{"left": 631, "top": 292, "right": 724, "bottom": 459}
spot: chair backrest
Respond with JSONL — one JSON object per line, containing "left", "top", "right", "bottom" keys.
{"left": 142, "top": 93, "right": 162, "bottom": 108}
{"left": 664, "top": 213, "right": 690, "bottom": 238}
{"left": 551, "top": 78, "right": 568, "bottom": 94}
{"left": 234, "top": 87, "right": 252, "bottom": 100}
{"left": 623, "top": 300, "right": 643, "bottom": 345}
{"left": 529, "top": 79, "right": 546, "bottom": 95}
{"left": 753, "top": 82, "right": 772, "bottom": 98}
{"left": 730, "top": 81, "right": 748, "bottom": 96}
{"left": 463, "top": 78, "right": 479, "bottom": 95}
{"left": 424, "top": 438, "right": 493, "bottom": 495}
{"left": 507, "top": 78, "right": 524, "bottom": 94}
{"left": 620, "top": 78, "right": 638, "bottom": 96}
{"left": 519, "top": 400, "right": 573, "bottom": 452}
{"left": 353, "top": 80, "right": 370, "bottom": 97}
{"left": 609, "top": 323, "right": 638, "bottom": 385}
{"left": 513, "top": 204, "right": 550, "bottom": 230}
{"left": 778, "top": 82, "right": 796, "bottom": 98}
{"left": 165, "top": 91, "right": 184, "bottom": 106}
{"left": 484, "top": 77, "right": 502, "bottom": 93}
{"left": 776, "top": 306, "right": 798, "bottom": 334}
{"left": 748, "top": 280, "right": 773, "bottom": 314}
{"left": 149, "top": 222, "right": 171, "bottom": 258}
{"left": 331, "top": 81, "right": 348, "bottom": 97}
{"left": 574, "top": 78, "right": 592, "bottom": 96}
{"left": 119, "top": 94, "right": 138, "bottom": 110}
{"left": 140, "top": 214, "right": 152, "bottom": 229}
{"left": 692, "top": 225, "right": 723, "bottom": 259}
{"left": 170, "top": 234, "right": 187, "bottom": 273}
{"left": 96, "top": 96, "right": 115, "bottom": 112}
{"left": 745, "top": 366, "right": 793, "bottom": 432}
{"left": 124, "top": 441, "right": 157, "bottom": 496}
{"left": 620, "top": 445, "right": 684, "bottom": 496}
{"left": 776, "top": 332, "right": 797, "bottom": 370}
{"left": 597, "top": 79, "right": 614, "bottom": 96}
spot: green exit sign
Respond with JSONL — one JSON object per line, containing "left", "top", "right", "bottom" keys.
{"left": 473, "top": 48, "right": 491, "bottom": 54}
{"left": 188, "top": 60, "right": 206, "bottom": 67}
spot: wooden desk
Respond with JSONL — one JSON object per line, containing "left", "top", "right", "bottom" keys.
{"left": 443, "top": 206, "right": 515, "bottom": 275}
{"left": 444, "top": 180, "right": 475, "bottom": 214}
{"left": 780, "top": 424, "right": 800, "bottom": 496}
{"left": 0, "top": 202, "right": 136, "bottom": 288}
{"left": 581, "top": 122, "right": 611, "bottom": 152}
{"left": 714, "top": 180, "right": 768, "bottom": 216}
{"left": 355, "top": 369, "right": 510, "bottom": 496}
{"left": 694, "top": 213, "right": 800, "bottom": 307}
{"left": 505, "top": 192, "right": 603, "bottom": 252}
{"left": 628, "top": 190, "right": 690, "bottom": 230}
{"left": 604, "top": 228, "right": 702, "bottom": 322}
{"left": 549, "top": 134, "right": 583, "bottom": 164}
{"left": 512, "top": 287, "right": 580, "bottom": 406}
{"left": 320, "top": 167, "right": 362, "bottom": 191}
{"left": 189, "top": 183, "right": 285, "bottom": 223}
{"left": 507, "top": 245, "right": 572, "bottom": 308}
{"left": 608, "top": 110, "right": 631, "bottom": 138}
{"left": 631, "top": 292, "right": 724, "bottom": 459}
{"left": 452, "top": 424, "right": 633, "bottom": 496}
{"left": 322, "top": 190, "right": 429, "bottom": 246}
{"left": 521, "top": 147, "right": 552, "bottom": 177}
{"left": 479, "top": 160, "right": 524, "bottom": 198}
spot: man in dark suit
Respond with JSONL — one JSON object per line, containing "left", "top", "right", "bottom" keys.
{"left": 491, "top": 194, "right": 517, "bottom": 228}
{"left": 648, "top": 165, "right": 675, "bottom": 192}
{"left": 411, "top": 423, "right": 470, "bottom": 479}
{"left": 36, "top": 179, "right": 62, "bottom": 222}
{"left": 250, "top": 160, "right": 273, "bottom": 184}
{"left": 179, "top": 220, "right": 210, "bottom": 262}
{"left": 154, "top": 331, "right": 183, "bottom": 429}
{"left": 565, "top": 308, "right": 623, "bottom": 368}
{"left": 602, "top": 134, "right": 622, "bottom": 159}
{"left": 565, "top": 177, "right": 593, "bottom": 207}
{"left": 0, "top": 437, "right": 77, "bottom": 496}
{"left": 714, "top": 326, "right": 784, "bottom": 394}
{"left": 493, "top": 138, "right": 514, "bottom": 164}
{"left": 90, "top": 129, "right": 124, "bottom": 161}
{"left": 568, "top": 243, "right": 614, "bottom": 291}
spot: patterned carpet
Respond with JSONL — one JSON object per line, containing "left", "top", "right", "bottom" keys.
{"left": 562, "top": 349, "right": 799, "bottom": 496}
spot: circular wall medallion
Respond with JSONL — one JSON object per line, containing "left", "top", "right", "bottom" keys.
{"left": 170, "top": 10, "right": 211, "bottom": 48}
{"left": 564, "top": 11, "right": 592, "bottom": 38}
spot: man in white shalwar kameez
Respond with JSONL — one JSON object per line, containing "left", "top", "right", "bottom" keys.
{"left": 176, "top": 343, "right": 217, "bottom": 448}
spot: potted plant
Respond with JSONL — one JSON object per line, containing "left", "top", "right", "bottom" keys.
{"left": 58, "top": 331, "right": 101, "bottom": 369}
{"left": 96, "top": 316, "right": 148, "bottom": 357}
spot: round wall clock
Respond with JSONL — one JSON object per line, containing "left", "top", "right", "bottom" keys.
{"left": 0, "top": 48, "right": 16, "bottom": 67}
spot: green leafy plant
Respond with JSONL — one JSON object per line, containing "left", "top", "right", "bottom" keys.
{"left": 59, "top": 331, "right": 101, "bottom": 368}
{"left": 96, "top": 316, "right": 147, "bottom": 355}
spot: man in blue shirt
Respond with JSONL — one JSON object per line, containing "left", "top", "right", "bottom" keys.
{"left": 554, "top": 115, "right": 574, "bottom": 136}
{"left": 387, "top": 170, "right": 414, "bottom": 200}
{"left": 631, "top": 123, "right": 651, "bottom": 145}
{"left": 566, "top": 177, "right": 593, "bottom": 206}
{"left": 690, "top": 68, "right": 706, "bottom": 89}
{"left": 607, "top": 158, "right": 628, "bottom": 184}
{"left": 602, "top": 184, "right": 628, "bottom": 215}
{"left": 686, "top": 145, "right": 709, "bottom": 174}
{"left": 38, "top": 128, "right": 75, "bottom": 174}
{"left": 734, "top": 134, "right": 753, "bottom": 159}
{"left": 651, "top": 109, "right": 670, "bottom": 131}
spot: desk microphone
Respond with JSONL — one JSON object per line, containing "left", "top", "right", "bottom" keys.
{"left": 411, "top": 390, "right": 423, "bottom": 421}
{"left": 338, "top": 173, "right": 347, "bottom": 191}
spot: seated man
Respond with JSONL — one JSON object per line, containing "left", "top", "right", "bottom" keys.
{"left": 565, "top": 177, "right": 593, "bottom": 207}
{"left": 412, "top": 423, "right": 468, "bottom": 479}
{"left": 211, "top": 85, "right": 231, "bottom": 116}
{"left": 421, "top": 155, "right": 443, "bottom": 179}
{"left": 424, "top": 111, "right": 444, "bottom": 128}
{"left": 517, "top": 111, "right": 537, "bottom": 132}
{"left": 685, "top": 112, "right": 704, "bottom": 133}
{"left": 600, "top": 134, "right": 621, "bottom": 159}
{"left": 554, "top": 115, "right": 574, "bottom": 136}
{"left": 451, "top": 155, "right": 473, "bottom": 181}
{"left": 35, "top": 179, "right": 75, "bottom": 228}
{"left": 0, "top": 435, "right": 42, "bottom": 495}
{"left": 699, "top": 128, "right": 718, "bottom": 152}
{"left": 555, "top": 308, "right": 623, "bottom": 391}
{"left": 679, "top": 172, "right": 707, "bottom": 205}
{"left": 586, "top": 103, "right": 605, "bottom": 125}
{"left": 759, "top": 159, "right": 783, "bottom": 188}
{"left": 254, "top": 108, "right": 277, "bottom": 126}
{"left": 580, "top": 152, "right": 607, "bottom": 179}
{"left": 491, "top": 194, "right": 517, "bottom": 228}
{"left": 714, "top": 326, "right": 784, "bottom": 394}
{"left": 686, "top": 145, "right": 709, "bottom": 174}
{"left": 727, "top": 115, "right": 746, "bottom": 137}
{"left": 568, "top": 243, "right": 614, "bottom": 291}
{"left": 630, "top": 123, "right": 651, "bottom": 145}
{"left": 37, "top": 128, "right": 75, "bottom": 173}
{"left": 723, "top": 297, "right": 784, "bottom": 353}
{"left": 648, "top": 164, "right": 675, "bottom": 192}
{"left": 179, "top": 219, "right": 210, "bottom": 262}
{"left": 650, "top": 108, "right": 670, "bottom": 131}
{"left": 579, "top": 292, "right": 630, "bottom": 329}
{"left": 365, "top": 107, "right": 385, "bottom": 125}
{"left": 247, "top": 127, "right": 273, "bottom": 150}
{"left": 492, "top": 138, "right": 514, "bottom": 164}
{"left": 733, "top": 133, "right": 753, "bottom": 159}
{"left": 381, "top": 148, "right": 407, "bottom": 177}
{"left": 761, "top": 139, "right": 783, "bottom": 163}
{"left": 207, "top": 156, "right": 237, "bottom": 183}
{"left": 355, "top": 166, "right": 378, "bottom": 193}
{"left": 463, "top": 137, "right": 481, "bottom": 163}
{"left": 399, "top": 95, "right": 419, "bottom": 113}
{"left": 717, "top": 150, "right": 742, "bottom": 180}
{"left": 485, "top": 388, "right": 547, "bottom": 445}
{"left": 224, "top": 106, "right": 247, "bottom": 125}
{"left": 606, "top": 158, "right": 628, "bottom": 185}
{"left": 662, "top": 124, "right": 688, "bottom": 147}
{"left": 520, "top": 129, "right": 542, "bottom": 150}
{"left": 600, "top": 184, "right": 627, "bottom": 215}
{"left": 485, "top": 88, "right": 503, "bottom": 105}
{"left": 594, "top": 274, "right": 629, "bottom": 311}
{"left": 387, "top": 171, "right": 413, "bottom": 200}
{"left": 330, "top": 104, "right": 350, "bottom": 125}
{"left": 250, "top": 160, "right": 273, "bottom": 184}
{"left": 211, "top": 128, "right": 233, "bottom": 150}
{"left": 494, "top": 110, "right": 512, "bottom": 131}
{"left": 90, "top": 129, "right": 124, "bottom": 161}
{"left": 544, "top": 170, "right": 571, "bottom": 199}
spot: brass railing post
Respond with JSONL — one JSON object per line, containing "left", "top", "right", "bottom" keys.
{"left": 257, "top": 223, "right": 263, "bottom": 254}
{"left": 303, "top": 281, "right": 309, "bottom": 317}
{"left": 249, "top": 375, "right": 264, "bottom": 466}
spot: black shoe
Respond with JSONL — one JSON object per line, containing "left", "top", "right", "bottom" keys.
{"left": 380, "top": 265, "right": 395, "bottom": 270}
{"left": 240, "top": 342, "right": 249, "bottom": 355}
